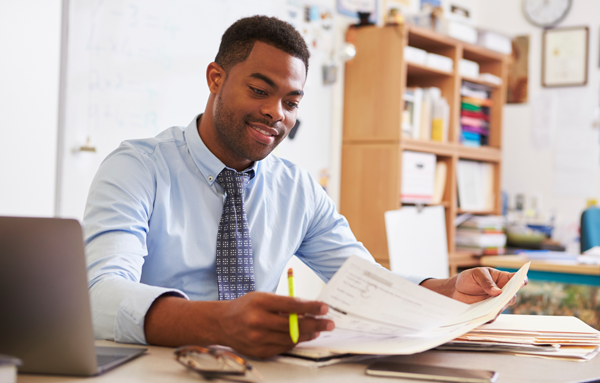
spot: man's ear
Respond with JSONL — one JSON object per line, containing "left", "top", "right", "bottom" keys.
{"left": 206, "top": 62, "right": 225, "bottom": 94}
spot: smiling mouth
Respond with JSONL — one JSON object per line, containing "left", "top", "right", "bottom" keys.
{"left": 251, "top": 125, "right": 273, "bottom": 136}
{"left": 247, "top": 122, "right": 277, "bottom": 137}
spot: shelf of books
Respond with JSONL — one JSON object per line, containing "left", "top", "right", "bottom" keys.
{"left": 341, "top": 24, "right": 508, "bottom": 274}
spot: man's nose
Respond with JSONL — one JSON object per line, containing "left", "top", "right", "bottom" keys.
{"left": 260, "top": 99, "right": 284, "bottom": 123}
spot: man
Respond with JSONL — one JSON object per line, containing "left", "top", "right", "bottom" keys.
{"left": 84, "top": 15, "right": 520, "bottom": 359}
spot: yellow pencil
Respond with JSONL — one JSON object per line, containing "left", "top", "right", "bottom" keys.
{"left": 287, "top": 268, "right": 299, "bottom": 343}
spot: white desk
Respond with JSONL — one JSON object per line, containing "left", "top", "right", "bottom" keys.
{"left": 17, "top": 340, "right": 600, "bottom": 383}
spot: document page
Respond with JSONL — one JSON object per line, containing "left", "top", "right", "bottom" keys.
{"left": 317, "top": 256, "right": 468, "bottom": 335}
{"left": 298, "top": 256, "right": 530, "bottom": 355}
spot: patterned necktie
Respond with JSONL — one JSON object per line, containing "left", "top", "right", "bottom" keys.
{"left": 215, "top": 168, "right": 256, "bottom": 300}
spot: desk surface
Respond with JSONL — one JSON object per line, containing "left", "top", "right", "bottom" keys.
{"left": 481, "top": 255, "right": 600, "bottom": 276}
{"left": 16, "top": 340, "right": 600, "bottom": 383}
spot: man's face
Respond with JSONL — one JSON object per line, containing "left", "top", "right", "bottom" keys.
{"left": 212, "top": 41, "right": 306, "bottom": 166}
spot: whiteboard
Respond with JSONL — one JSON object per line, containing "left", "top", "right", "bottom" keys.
{"left": 57, "top": 0, "right": 336, "bottom": 219}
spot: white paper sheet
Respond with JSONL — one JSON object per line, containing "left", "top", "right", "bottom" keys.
{"left": 531, "top": 90, "right": 557, "bottom": 151}
{"left": 297, "top": 256, "right": 530, "bottom": 355}
{"left": 317, "top": 256, "right": 465, "bottom": 335}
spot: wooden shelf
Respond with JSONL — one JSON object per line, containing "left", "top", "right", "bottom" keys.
{"left": 407, "top": 25, "right": 457, "bottom": 50}
{"left": 457, "top": 145, "right": 502, "bottom": 162}
{"left": 462, "top": 42, "right": 506, "bottom": 62}
{"left": 457, "top": 209, "right": 498, "bottom": 215}
{"left": 401, "top": 138, "right": 455, "bottom": 157}
{"left": 400, "top": 139, "right": 502, "bottom": 162}
{"left": 402, "top": 201, "right": 451, "bottom": 208}
{"left": 407, "top": 62, "right": 453, "bottom": 77}
{"left": 460, "top": 76, "right": 500, "bottom": 89}
{"left": 449, "top": 251, "right": 481, "bottom": 273}
{"left": 341, "top": 24, "right": 508, "bottom": 276}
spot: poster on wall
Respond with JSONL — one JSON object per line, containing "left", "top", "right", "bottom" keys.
{"left": 337, "top": 0, "right": 377, "bottom": 23}
{"left": 507, "top": 35, "right": 529, "bottom": 104}
{"left": 543, "top": 26, "right": 589, "bottom": 87}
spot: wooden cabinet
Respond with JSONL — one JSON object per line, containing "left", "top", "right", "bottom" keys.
{"left": 340, "top": 25, "right": 508, "bottom": 275}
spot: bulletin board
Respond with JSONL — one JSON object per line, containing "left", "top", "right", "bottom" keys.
{"left": 56, "top": 0, "right": 337, "bottom": 219}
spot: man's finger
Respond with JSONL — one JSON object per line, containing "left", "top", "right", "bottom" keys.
{"left": 475, "top": 268, "right": 502, "bottom": 296}
{"left": 252, "top": 293, "right": 329, "bottom": 316}
{"left": 253, "top": 311, "right": 334, "bottom": 334}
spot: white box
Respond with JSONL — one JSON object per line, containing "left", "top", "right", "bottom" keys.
{"left": 479, "top": 73, "right": 502, "bottom": 85}
{"left": 446, "top": 20, "right": 477, "bottom": 44}
{"left": 478, "top": 31, "right": 512, "bottom": 54}
{"left": 404, "top": 45, "right": 427, "bottom": 65}
{"left": 401, "top": 151, "right": 436, "bottom": 203}
{"left": 426, "top": 53, "right": 453, "bottom": 72}
{"left": 459, "top": 59, "right": 479, "bottom": 78}
{"left": 0, "top": 359, "right": 19, "bottom": 383}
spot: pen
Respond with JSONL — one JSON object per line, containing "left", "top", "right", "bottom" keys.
{"left": 287, "top": 268, "right": 299, "bottom": 343}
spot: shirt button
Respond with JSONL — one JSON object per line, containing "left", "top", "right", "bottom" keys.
{"left": 208, "top": 176, "right": 214, "bottom": 182}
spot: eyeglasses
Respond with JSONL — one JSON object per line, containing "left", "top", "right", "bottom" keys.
{"left": 174, "top": 345, "right": 263, "bottom": 382}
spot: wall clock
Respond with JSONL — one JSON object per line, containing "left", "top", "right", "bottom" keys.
{"left": 523, "top": 0, "right": 571, "bottom": 28}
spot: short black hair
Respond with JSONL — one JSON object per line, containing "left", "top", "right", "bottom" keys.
{"left": 215, "top": 15, "right": 310, "bottom": 74}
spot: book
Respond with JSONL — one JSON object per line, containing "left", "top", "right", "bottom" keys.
{"left": 403, "top": 87, "right": 448, "bottom": 142}
{"left": 407, "top": 87, "right": 423, "bottom": 139}
{"left": 457, "top": 160, "right": 494, "bottom": 211}
{"left": 431, "top": 161, "right": 447, "bottom": 204}
{"left": 460, "top": 81, "right": 493, "bottom": 147}
{"left": 455, "top": 230, "right": 507, "bottom": 248}
{"left": 402, "top": 89, "right": 415, "bottom": 137}
{"left": 419, "top": 88, "right": 433, "bottom": 140}
{"left": 431, "top": 97, "right": 449, "bottom": 142}
{"left": 456, "top": 215, "right": 505, "bottom": 256}
{"left": 458, "top": 215, "right": 505, "bottom": 232}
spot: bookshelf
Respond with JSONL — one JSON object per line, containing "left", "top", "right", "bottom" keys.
{"left": 340, "top": 24, "right": 508, "bottom": 275}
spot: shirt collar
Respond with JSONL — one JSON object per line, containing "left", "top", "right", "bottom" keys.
{"left": 184, "top": 114, "right": 258, "bottom": 186}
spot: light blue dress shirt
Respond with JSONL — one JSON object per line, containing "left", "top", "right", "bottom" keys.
{"left": 84, "top": 115, "right": 425, "bottom": 344}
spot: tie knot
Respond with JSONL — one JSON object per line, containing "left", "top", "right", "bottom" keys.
{"left": 217, "top": 168, "right": 250, "bottom": 195}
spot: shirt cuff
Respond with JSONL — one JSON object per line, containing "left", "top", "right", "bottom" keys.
{"left": 391, "top": 272, "right": 431, "bottom": 285}
{"left": 114, "top": 285, "right": 189, "bottom": 344}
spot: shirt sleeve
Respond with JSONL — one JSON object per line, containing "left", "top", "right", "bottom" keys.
{"left": 84, "top": 143, "right": 188, "bottom": 344}
{"left": 294, "top": 174, "right": 430, "bottom": 286}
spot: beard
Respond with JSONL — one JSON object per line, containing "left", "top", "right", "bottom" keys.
{"left": 213, "top": 94, "right": 286, "bottom": 164}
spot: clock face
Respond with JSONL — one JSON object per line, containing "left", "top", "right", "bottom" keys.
{"left": 523, "top": 0, "right": 571, "bottom": 27}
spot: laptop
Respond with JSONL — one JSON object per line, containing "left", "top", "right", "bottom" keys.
{"left": 0, "top": 216, "right": 146, "bottom": 376}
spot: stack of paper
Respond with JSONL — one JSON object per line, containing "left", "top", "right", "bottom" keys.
{"left": 292, "top": 256, "right": 529, "bottom": 356}
{"left": 456, "top": 215, "right": 506, "bottom": 255}
{"left": 438, "top": 314, "right": 600, "bottom": 361}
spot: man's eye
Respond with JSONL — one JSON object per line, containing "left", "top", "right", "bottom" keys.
{"left": 251, "top": 87, "right": 266, "bottom": 95}
{"left": 287, "top": 102, "right": 299, "bottom": 109}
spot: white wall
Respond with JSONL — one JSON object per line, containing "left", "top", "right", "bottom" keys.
{"left": 476, "top": 0, "right": 600, "bottom": 244}
{"left": 0, "top": 1, "right": 62, "bottom": 217}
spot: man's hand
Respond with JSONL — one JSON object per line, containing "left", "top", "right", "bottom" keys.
{"left": 420, "top": 267, "right": 528, "bottom": 305}
{"left": 144, "top": 292, "right": 334, "bottom": 359}
{"left": 216, "top": 292, "right": 333, "bottom": 358}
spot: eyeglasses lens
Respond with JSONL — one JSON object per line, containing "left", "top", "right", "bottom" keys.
{"left": 179, "top": 350, "right": 246, "bottom": 374}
